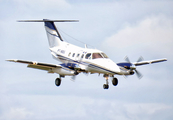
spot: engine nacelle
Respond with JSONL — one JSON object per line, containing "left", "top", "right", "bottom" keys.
{"left": 117, "top": 62, "right": 132, "bottom": 69}
{"left": 129, "top": 71, "right": 135, "bottom": 75}
{"left": 52, "top": 67, "right": 75, "bottom": 76}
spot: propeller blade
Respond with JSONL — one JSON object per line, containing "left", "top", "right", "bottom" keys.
{"left": 123, "top": 75, "right": 128, "bottom": 79}
{"left": 124, "top": 56, "right": 130, "bottom": 63}
{"left": 83, "top": 72, "right": 89, "bottom": 76}
{"left": 137, "top": 56, "right": 144, "bottom": 63}
{"left": 123, "top": 56, "right": 143, "bottom": 79}
{"left": 135, "top": 69, "right": 143, "bottom": 79}
{"left": 70, "top": 75, "right": 76, "bottom": 82}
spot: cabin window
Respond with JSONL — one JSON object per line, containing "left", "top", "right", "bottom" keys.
{"left": 85, "top": 53, "right": 91, "bottom": 59}
{"left": 101, "top": 53, "right": 108, "bottom": 58}
{"left": 81, "top": 54, "right": 84, "bottom": 59}
{"left": 92, "top": 53, "right": 103, "bottom": 59}
{"left": 77, "top": 54, "right": 80, "bottom": 57}
{"left": 72, "top": 53, "right": 75, "bottom": 57}
{"left": 68, "top": 52, "right": 71, "bottom": 57}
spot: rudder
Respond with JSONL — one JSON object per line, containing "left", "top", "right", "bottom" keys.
{"left": 44, "top": 19, "right": 63, "bottom": 48}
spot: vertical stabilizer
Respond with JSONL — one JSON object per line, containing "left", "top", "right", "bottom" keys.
{"left": 43, "top": 19, "right": 63, "bottom": 48}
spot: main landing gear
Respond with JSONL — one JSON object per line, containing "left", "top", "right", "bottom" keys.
{"left": 103, "top": 75, "right": 118, "bottom": 89}
{"left": 55, "top": 75, "right": 118, "bottom": 89}
{"left": 55, "top": 78, "right": 61, "bottom": 86}
{"left": 55, "top": 75, "right": 65, "bottom": 87}
{"left": 112, "top": 77, "right": 118, "bottom": 86}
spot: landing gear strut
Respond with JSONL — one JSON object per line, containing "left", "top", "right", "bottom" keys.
{"left": 103, "top": 74, "right": 109, "bottom": 89}
{"left": 55, "top": 78, "right": 61, "bottom": 86}
{"left": 103, "top": 82, "right": 109, "bottom": 89}
{"left": 103, "top": 74, "right": 119, "bottom": 89}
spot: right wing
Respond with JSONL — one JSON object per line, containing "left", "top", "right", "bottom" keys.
{"left": 6, "top": 59, "right": 61, "bottom": 73}
{"left": 133, "top": 58, "right": 167, "bottom": 66}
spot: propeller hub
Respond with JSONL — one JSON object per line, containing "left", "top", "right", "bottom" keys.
{"left": 130, "top": 64, "right": 136, "bottom": 70}
{"left": 123, "top": 56, "right": 143, "bottom": 79}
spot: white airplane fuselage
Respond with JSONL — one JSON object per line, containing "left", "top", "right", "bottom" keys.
{"left": 49, "top": 41, "right": 125, "bottom": 76}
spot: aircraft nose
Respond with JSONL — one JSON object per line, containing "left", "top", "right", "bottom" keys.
{"left": 105, "top": 59, "right": 121, "bottom": 73}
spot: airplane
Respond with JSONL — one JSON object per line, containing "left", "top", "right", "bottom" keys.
{"left": 6, "top": 19, "right": 167, "bottom": 89}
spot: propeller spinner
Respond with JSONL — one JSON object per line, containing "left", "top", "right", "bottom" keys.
{"left": 124, "top": 56, "right": 143, "bottom": 79}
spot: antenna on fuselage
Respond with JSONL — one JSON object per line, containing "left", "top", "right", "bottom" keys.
{"left": 85, "top": 44, "right": 88, "bottom": 48}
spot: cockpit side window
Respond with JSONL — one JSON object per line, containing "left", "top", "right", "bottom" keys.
{"left": 101, "top": 53, "right": 108, "bottom": 58}
{"left": 77, "top": 54, "right": 80, "bottom": 57}
{"left": 92, "top": 53, "right": 103, "bottom": 59}
{"left": 68, "top": 52, "right": 71, "bottom": 57}
{"left": 85, "top": 53, "right": 91, "bottom": 59}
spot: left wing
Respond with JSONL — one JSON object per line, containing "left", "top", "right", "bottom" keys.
{"left": 6, "top": 59, "right": 61, "bottom": 72}
{"left": 133, "top": 58, "right": 167, "bottom": 66}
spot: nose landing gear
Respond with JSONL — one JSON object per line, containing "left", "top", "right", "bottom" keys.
{"left": 103, "top": 74, "right": 118, "bottom": 89}
{"left": 103, "top": 74, "right": 109, "bottom": 89}
{"left": 103, "top": 77, "right": 109, "bottom": 89}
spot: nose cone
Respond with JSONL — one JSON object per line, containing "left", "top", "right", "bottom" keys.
{"left": 92, "top": 59, "right": 120, "bottom": 74}
{"left": 105, "top": 59, "right": 121, "bottom": 73}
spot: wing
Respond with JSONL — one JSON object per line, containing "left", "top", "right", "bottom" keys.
{"left": 6, "top": 59, "right": 61, "bottom": 73}
{"left": 133, "top": 58, "right": 167, "bottom": 66}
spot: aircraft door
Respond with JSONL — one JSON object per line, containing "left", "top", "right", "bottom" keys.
{"left": 75, "top": 51, "right": 83, "bottom": 62}
{"left": 75, "top": 53, "right": 81, "bottom": 62}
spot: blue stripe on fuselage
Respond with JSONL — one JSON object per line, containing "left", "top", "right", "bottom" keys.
{"left": 56, "top": 54, "right": 117, "bottom": 74}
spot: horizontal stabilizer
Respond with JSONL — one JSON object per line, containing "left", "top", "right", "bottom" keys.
{"left": 17, "top": 19, "right": 79, "bottom": 22}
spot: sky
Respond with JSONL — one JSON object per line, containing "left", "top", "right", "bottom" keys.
{"left": 1, "top": 0, "right": 173, "bottom": 120}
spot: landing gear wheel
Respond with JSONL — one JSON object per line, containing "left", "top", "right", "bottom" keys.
{"left": 112, "top": 78, "right": 118, "bottom": 86}
{"left": 103, "top": 84, "right": 109, "bottom": 89}
{"left": 55, "top": 78, "right": 61, "bottom": 86}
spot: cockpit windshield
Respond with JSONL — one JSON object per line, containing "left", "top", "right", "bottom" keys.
{"left": 92, "top": 53, "right": 103, "bottom": 59}
{"left": 85, "top": 52, "right": 109, "bottom": 59}
{"left": 101, "top": 53, "right": 108, "bottom": 58}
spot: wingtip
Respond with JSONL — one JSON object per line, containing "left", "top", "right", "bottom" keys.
{"left": 6, "top": 59, "right": 17, "bottom": 62}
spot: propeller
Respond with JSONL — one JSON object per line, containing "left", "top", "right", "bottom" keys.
{"left": 70, "top": 75, "right": 76, "bottom": 82}
{"left": 70, "top": 69, "right": 79, "bottom": 82}
{"left": 135, "top": 69, "right": 143, "bottom": 79}
{"left": 71, "top": 71, "right": 89, "bottom": 82}
{"left": 136, "top": 56, "right": 144, "bottom": 62}
{"left": 124, "top": 56, "right": 143, "bottom": 79}
{"left": 124, "top": 56, "right": 130, "bottom": 63}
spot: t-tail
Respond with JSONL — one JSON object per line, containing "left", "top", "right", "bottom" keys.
{"left": 18, "top": 19, "right": 79, "bottom": 48}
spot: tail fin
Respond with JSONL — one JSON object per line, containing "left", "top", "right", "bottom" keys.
{"left": 44, "top": 19, "right": 63, "bottom": 48}
{"left": 18, "top": 19, "right": 79, "bottom": 48}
